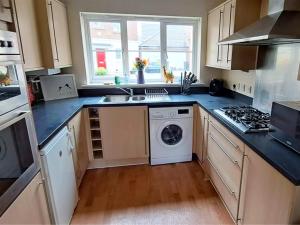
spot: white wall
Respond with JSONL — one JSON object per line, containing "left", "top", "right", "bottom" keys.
{"left": 61, "top": 0, "right": 225, "bottom": 87}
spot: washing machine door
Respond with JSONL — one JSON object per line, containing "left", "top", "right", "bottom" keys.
{"left": 158, "top": 122, "right": 184, "bottom": 147}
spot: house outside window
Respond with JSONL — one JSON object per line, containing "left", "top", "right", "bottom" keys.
{"left": 81, "top": 13, "right": 200, "bottom": 85}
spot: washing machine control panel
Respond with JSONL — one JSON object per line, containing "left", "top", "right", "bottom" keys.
{"left": 149, "top": 107, "right": 193, "bottom": 119}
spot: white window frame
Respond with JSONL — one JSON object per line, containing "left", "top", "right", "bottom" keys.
{"left": 81, "top": 13, "right": 200, "bottom": 85}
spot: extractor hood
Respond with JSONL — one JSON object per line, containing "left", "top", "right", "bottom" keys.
{"left": 219, "top": 0, "right": 300, "bottom": 46}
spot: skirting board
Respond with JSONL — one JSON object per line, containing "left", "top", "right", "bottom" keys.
{"left": 88, "top": 157, "right": 149, "bottom": 169}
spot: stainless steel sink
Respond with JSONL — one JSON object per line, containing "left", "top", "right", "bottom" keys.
{"left": 131, "top": 95, "right": 146, "bottom": 101}
{"left": 102, "top": 95, "right": 130, "bottom": 103}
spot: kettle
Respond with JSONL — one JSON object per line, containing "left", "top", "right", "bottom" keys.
{"left": 209, "top": 79, "right": 224, "bottom": 96}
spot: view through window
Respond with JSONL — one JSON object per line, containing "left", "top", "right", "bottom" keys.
{"left": 82, "top": 14, "right": 200, "bottom": 84}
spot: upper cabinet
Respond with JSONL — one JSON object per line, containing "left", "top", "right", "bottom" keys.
{"left": 0, "top": 0, "right": 13, "bottom": 23}
{"left": 206, "top": 0, "right": 261, "bottom": 70}
{"left": 14, "top": 0, "right": 44, "bottom": 71}
{"left": 36, "top": 0, "right": 72, "bottom": 69}
{"left": 14, "top": 0, "right": 72, "bottom": 71}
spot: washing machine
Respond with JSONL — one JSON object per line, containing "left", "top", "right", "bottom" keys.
{"left": 149, "top": 106, "right": 193, "bottom": 165}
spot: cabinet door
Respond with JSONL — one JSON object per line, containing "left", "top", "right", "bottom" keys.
{"left": 47, "top": 0, "right": 72, "bottom": 68}
{"left": 199, "top": 107, "right": 209, "bottom": 162}
{"left": 194, "top": 106, "right": 208, "bottom": 163}
{"left": 221, "top": 0, "right": 235, "bottom": 69}
{"left": 68, "top": 110, "right": 89, "bottom": 187}
{"left": 99, "top": 106, "right": 149, "bottom": 160}
{"left": 239, "top": 146, "right": 295, "bottom": 224}
{"left": 0, "top": 0, "right": 12, "bottom": 23}
{"left": 0, "top": 172, "right": 51, "bottom": 224}
{"left": 206, "top": 6, "right": 223, "bottom": 67}
{"left": 14, "top": 0, "right": 44, "bottom": 71}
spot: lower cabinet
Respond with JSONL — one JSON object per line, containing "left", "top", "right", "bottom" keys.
{"left": 239, "top": 146, "right": 300, "bottom": 225}
{"left": 0, "top": 172, "right": 51, "bottom": 224}
{"left": 204, "top": 115, "right": 300, "bottom": 225}
{"left": 99, "top": 106, "right": 149, "bottom": 161}
{"left": 68, "top": 110, "right": 89, "bottom": 187}
{"left": 194, "top": 106, "right": 209, "bottom": 163}
{"left": 204, "top": 115, "right": 245, "bottom": 222}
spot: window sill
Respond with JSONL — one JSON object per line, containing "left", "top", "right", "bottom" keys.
{"left": 81, "top": 82, "right": 207, "bottom": 89}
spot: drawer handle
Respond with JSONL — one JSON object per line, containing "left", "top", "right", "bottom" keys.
{"left": 209, "top": 132, "right": 240, "bottom": 168}
{"left": 209, "top": 120, "right": 239, "bottom": 150}
{"left": 207, "top": 157, "right": 237, "bottom": 200}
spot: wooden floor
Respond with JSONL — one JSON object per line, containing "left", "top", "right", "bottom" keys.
{"left": 71, "top": 161, "right": 233, "bottom": 225}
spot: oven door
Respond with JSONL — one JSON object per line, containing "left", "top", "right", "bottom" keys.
{"left": 0, "top": 57, "right": 28, "bottom": 116}
{"left": 0, "top": 105, "right": 39, "bottom": 216}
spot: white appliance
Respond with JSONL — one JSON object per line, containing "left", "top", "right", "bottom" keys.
{"left": 149, "top": 107, "right": 193, "bottom": 165}
{"left": 40, "top": 74, "right": 78, "bottom": 101}
{"left": 40, "top": 127, "right": 78, "bottom": 225}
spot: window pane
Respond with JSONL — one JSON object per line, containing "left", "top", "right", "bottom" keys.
{"left": 167, "top": 52, "right": 193, "bottom": 79}
{"left": 128, "top": 51, "right": 162, "bottom": 82}
{"left": 92, "top": 50, "right": 123, "bottom": 77}
{"left": 167, "top": 25, "right": 193, "bottom": 51}
{"left": 89, "top": 21, "right": 124, "bottom": 78}
{"left": 89, "top": 22, "right": 122, "bottom": 51}
{"left": 127, "top": 21, "right": 160, "bottom": 51}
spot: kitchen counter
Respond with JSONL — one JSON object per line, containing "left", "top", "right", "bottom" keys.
{"left": 32, "top": 94, "right": 300, "bottom": 186}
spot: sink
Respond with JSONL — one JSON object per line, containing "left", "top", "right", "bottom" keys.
{"left": 102, "top": 95, "right": 130, "bottom": 103}
{"left": 131, "top": 95, "right": 146, "bottom": 101}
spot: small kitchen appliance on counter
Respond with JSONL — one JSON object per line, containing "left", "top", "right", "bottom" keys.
{"left": 209, "top": 79, "right": 224, "bottom": 96}
{"left": 270, "top": 101, "right": 300, "bottom": 154}
{"left": 214, "top": 106, "right": 271, "bottom": 133}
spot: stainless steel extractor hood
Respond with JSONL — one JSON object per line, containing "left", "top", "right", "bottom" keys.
{"left": 219, "top": 0, "right": 300, "bottom": 46}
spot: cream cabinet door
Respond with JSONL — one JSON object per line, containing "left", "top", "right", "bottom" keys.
{"left": 68, "top": 110, "right": 89, "bottom": 187}
{"left": 14, "top": 0, "right": 44, "bottom": 71}
{"left": 0, "top": 172, "right": 51, "bottom": 224}
{"left": 221, "top": 0, "right": 235, "bottom": 69}
{"left": 206, "top": 6, "right": 223, "bottom": 67}
{"left": 0, "top": 0, "right": 12, "bottom": 23}
{"left": 194, "top": 106, "right": 208, "bottom": 163}
{"left": 239, "top": 146, "right": 298, "bottom": 224}
{"left": 99, "top": 106, "right": 149, "bottom": 160}
{"left": 47, "top": 0, "right": 72, "bottom": 68}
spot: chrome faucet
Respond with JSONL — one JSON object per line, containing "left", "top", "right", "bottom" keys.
{"left": 117, "top": 87, "right": 134, "bottom": 96}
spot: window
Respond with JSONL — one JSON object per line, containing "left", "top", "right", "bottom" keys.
{"left": 82, "top": 14, "right": 200, "bottom": 84}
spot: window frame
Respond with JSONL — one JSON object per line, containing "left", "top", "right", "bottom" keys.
{"left": 81, "top": 13, "right": 200, "bottom": 84}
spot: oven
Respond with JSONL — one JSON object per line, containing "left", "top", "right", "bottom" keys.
{"left": 0, "top": 30, "right": 28, "bottom": 116}
{"left": 0, "top": 30, "right": 39, "bottom": 216}
{"left": 0, "top": 104, "right": 40, "bottom": 216}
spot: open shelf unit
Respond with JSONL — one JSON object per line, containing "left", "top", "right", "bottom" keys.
{"left": 87, "top": 108, "right": 103, "bottom": 159}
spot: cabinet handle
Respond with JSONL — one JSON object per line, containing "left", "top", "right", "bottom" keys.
{"left": 217, "top": 10, "right": 223, "bottom": 62}
{"left": 226, "top": 4, "right": 234, "bottom": 63}
{"left": 207, "top": 157, "right": 237, "bottom": 199}
{"left": 48, "top": 1, "right": 60, "bottom": 62}
{"left": 209, "top": 120, "right": 240, "bottom": 151}
{"left": 209, "top": 132, "right": 240, "bottom": 168}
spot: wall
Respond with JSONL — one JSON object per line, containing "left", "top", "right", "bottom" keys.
{"left": 61, "top": 0, "right": 224, "bottom": 87}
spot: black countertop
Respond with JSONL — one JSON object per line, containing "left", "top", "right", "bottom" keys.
{"left": 32, "top": 94, "right": 300, "bottom": 185}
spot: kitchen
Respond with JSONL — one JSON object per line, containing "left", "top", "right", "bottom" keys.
{"left": 0, "top": 0, "right": 300, "bottom": 224}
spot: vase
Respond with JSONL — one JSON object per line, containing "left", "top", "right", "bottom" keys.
{"left": 137, "top": 69, "right": 145, "bottom": 84}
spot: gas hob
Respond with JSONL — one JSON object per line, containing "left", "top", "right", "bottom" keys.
{"left": 214, "top": 106, "right": 271, "bottom": 133}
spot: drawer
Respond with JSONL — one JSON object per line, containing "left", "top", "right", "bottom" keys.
{"left": 209, "top": 116, "right": 244, "bottom": 165}
{"left": 207, "top": 132, "right": 242, "bottom": 198}
{"left": 204, "top": 158, "right": 239, "bottom": 222}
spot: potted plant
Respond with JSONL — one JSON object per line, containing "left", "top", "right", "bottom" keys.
{"left": 134, "top": 57, "right": 148, "bottom": 84}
